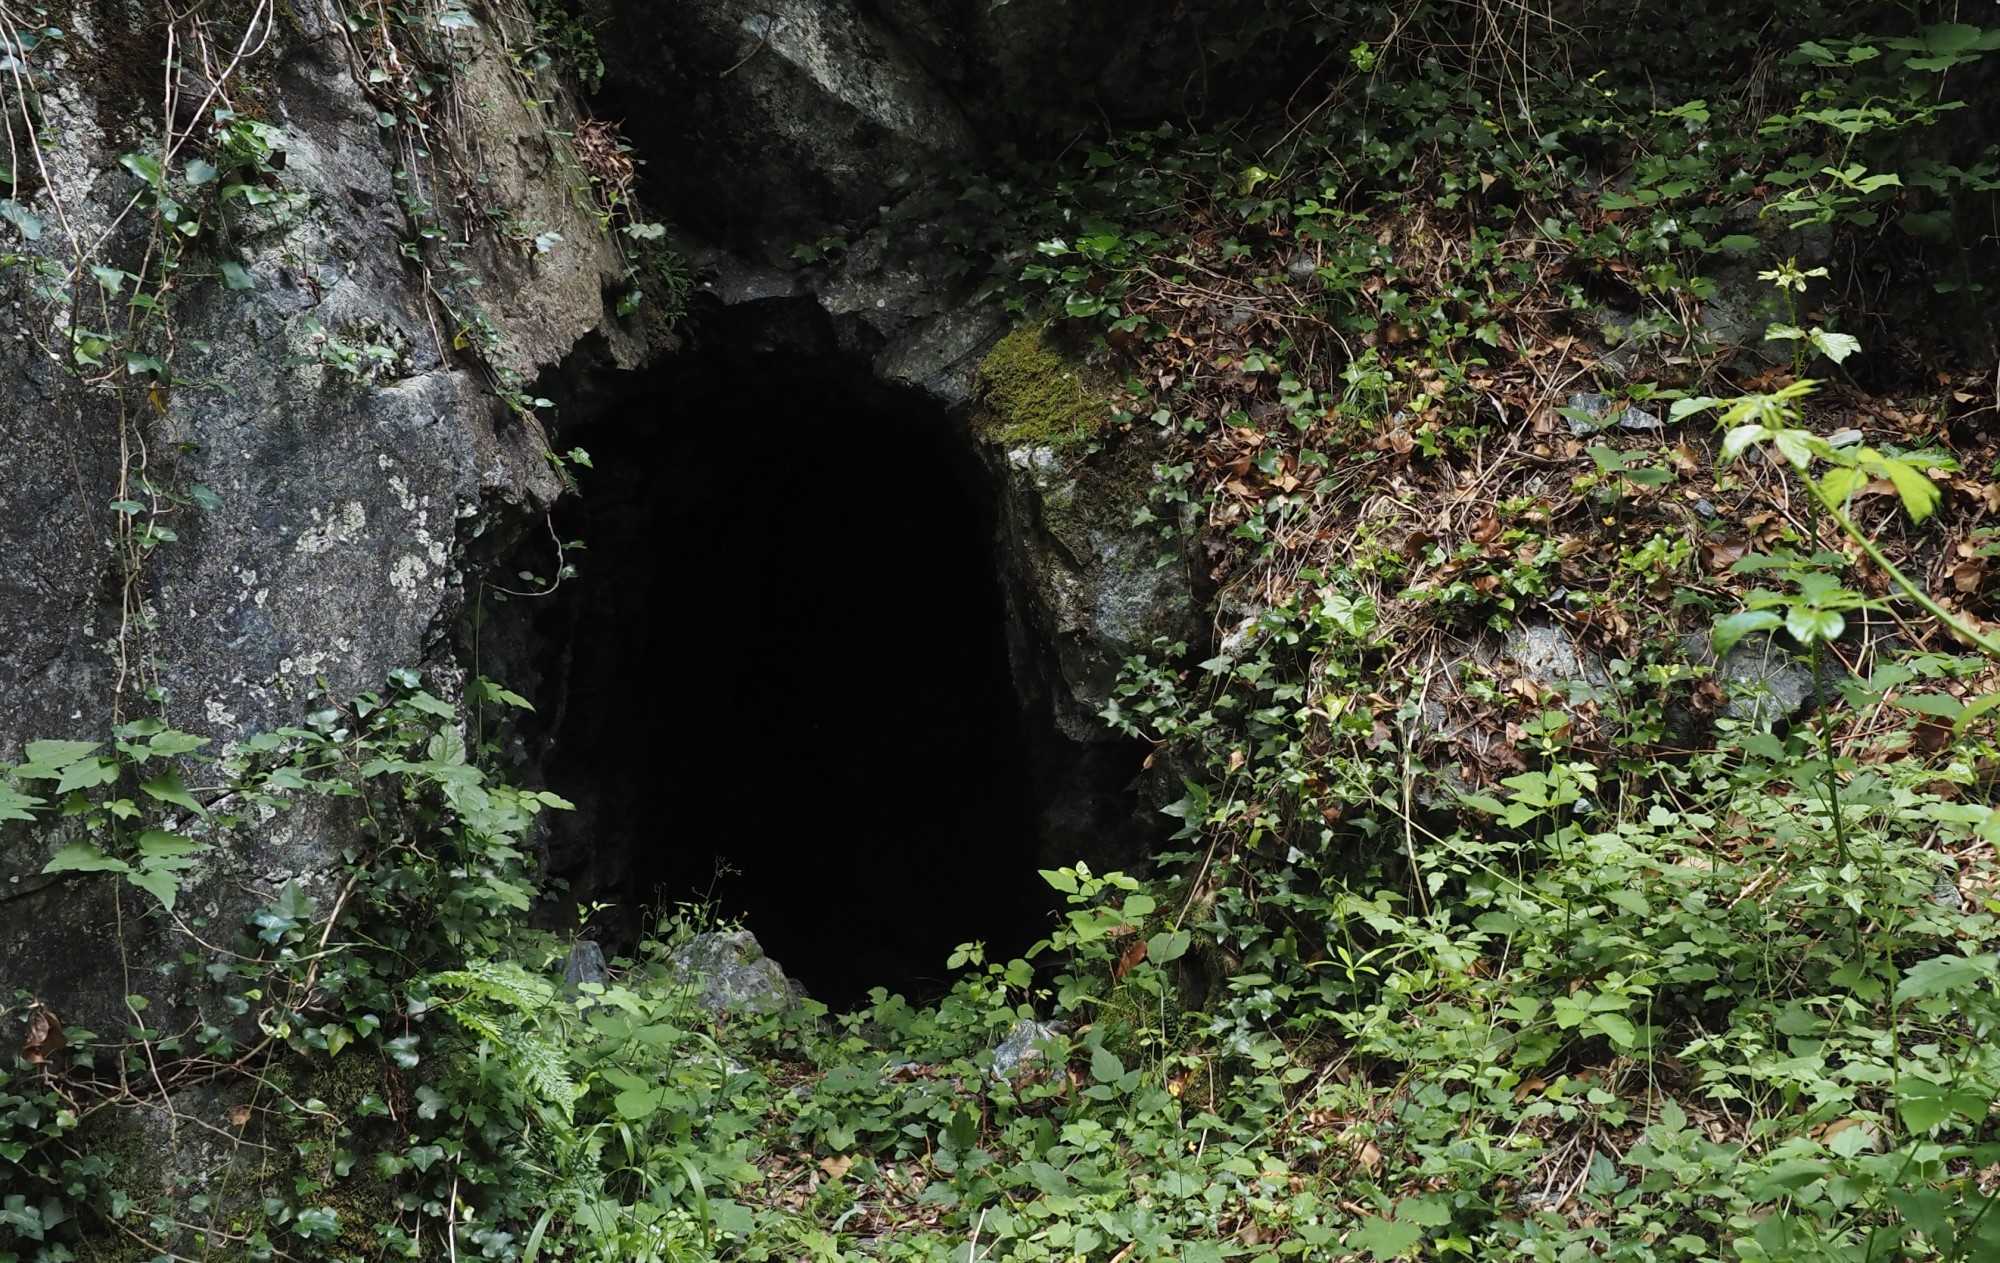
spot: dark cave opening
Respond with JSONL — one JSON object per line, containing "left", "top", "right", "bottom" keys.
{"left": 518, "top": 313, "right": 1052, "bottom": 1010}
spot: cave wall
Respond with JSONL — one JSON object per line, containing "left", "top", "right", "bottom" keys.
{"left": 0, "top": 0, "right": 641, "bottom": 1028}
{"left": 580, "top": 0, "right": 1248, "bottom": 257}
{"left": 0, "top": 0, "right": 1209, "bottom": 1094}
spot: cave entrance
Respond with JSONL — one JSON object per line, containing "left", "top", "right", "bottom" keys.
{"left": 521, "top": 324, "right": 1049, "bottom": 1009}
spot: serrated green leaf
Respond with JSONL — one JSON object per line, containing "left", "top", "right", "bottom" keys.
{"left": 1882, "top": 459, "right": 1942, "bottom": 522}
{"left": 1818, "top": 465, "right": 1868, "bottom": 504}
{"left": 1808, "top": 328, "right": 1861, "bottom": 364}
{"left": 1769, "top": 427, "right": 1816, "bottom": 469}
{"left": 1896, "top": 693, "right": 1963, "bottom": 718}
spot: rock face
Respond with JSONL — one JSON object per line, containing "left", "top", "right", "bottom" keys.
{"left": 584, "top": 0, "right": 1244, "bottom": 257}
{"left": 972, "top": 329, "right": 1199, "bottom": 869}
{"left": 0, "top": 0, "right": 1208, "bottom": 1084}
{"left": 0, "top": 0, "right": 641, "bottom": 1026}
{"left": 669, "top": 931, "right": 805, "bottom": 1015}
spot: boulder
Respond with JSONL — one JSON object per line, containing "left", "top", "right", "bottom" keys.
{"left": 669, "top": 930, "right": 807, "bottom": 1015}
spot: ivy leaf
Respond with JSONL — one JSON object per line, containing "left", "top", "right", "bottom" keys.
{"left": 184, "top": 157, "right": 217, "bottom": 186}
{"left": 1146, "top": 929, "right": 1192, "bottom": 964}
{"left": 147, "top": 729, "right": 209, "bottom": 757}
{"left": 56, "top": 757, "right": 120, "bottom": 794}
{"left": 136, "top": 829, "right": 208, "bottom": 869}
{"left": 125, "top": 866, "right": 182, "bottom": 912}
{"left": 1713, "top": 610, "right": 1783, "bottom": 656}
{"left": 118, "top": 152, "right": 164, "bottom": 185}
{"left": 0, "top": 197, "right": 42, "bottom": 240}
{"left": 22, "top": 740, "right": 102, "bottom": 769}
{"left": 1350, "top": 1216, "right": 1425, "bottom": 1259}
{"left": 42, "top": 843, "right": 131, "bottom": 875}
{"left": 141, "top": 771, "right": 207, "bottom": 816}
{"left": 403, "top": 690, "right": 458, "bottom": 719}
{"left": 0, "top": 784, "right": 44, "bottom": 822}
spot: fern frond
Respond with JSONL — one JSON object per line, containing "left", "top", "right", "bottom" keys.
{"left": 429, "top": 959, "right": 580, "bottom": 1119}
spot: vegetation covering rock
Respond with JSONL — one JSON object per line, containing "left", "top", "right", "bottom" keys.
{"left": 6, "top": 1, "right": 2000, "bottom": 1261}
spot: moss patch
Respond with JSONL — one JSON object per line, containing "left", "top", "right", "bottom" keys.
{"left": 975, "top": 324, "right": 1116, "bottom": 449}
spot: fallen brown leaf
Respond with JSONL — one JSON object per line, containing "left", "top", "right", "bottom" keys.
{"left": 819, "top": 1154, "right": 855, "bottom": 1180}
{"left": 1114, "top": 941, "right": 1149, "bottom": 981}
{"left": 1703, "top": 537, "right": 1750, "bottom": 574}
{"left": 22, "top": 1007, "right": 65, "bottom": 1065}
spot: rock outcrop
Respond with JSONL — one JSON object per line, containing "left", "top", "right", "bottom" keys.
{"left": 1, "top": 0, "right": 642, "bottom": 1026}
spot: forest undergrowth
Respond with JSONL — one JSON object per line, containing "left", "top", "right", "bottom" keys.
{"left": 7, "top": 1, "right": 2000, "bottom": 1260}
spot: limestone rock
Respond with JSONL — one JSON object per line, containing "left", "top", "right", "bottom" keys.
{"left": 669, "top": 931, "right": 806, "bottom": 1015}
{"left": 0, "top": 0, "right": 641, "bottom": 1032}
{"left": 991, "top": 1017, "right": 1064, "bottom": 1082}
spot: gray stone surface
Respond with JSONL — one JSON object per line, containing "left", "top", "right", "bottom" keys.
{"left": 1503, "top": 621, "right": 1608, "bottom": 689}
{"left": 564, "top": 939, "right": 611, "bottom": 995}
{"left": 1564, "top": 392, "right": 1663, "bottom": 435}
{"left": 991, "top": 1017, "right": 1064, "bottom": 1081}
{"left": 587, "top": 0, "right": 1241, "bottom": 258}
{"left": 669, "top": 931, "right": 807, "bottom": 1015}
{"left": 0, "top": 0, "right": 641, "bottom": 1031}
{"left": 1690, "top": 632, "right": 1840, "bottom": 726}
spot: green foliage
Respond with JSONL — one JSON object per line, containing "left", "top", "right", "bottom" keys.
{"left": 9, "top": 3, "right": 2000, "bottom": 1261}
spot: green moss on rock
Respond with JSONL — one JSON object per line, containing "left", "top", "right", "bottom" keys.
{"left": 975, "top": 325, "right": 1115, "bottom": 448}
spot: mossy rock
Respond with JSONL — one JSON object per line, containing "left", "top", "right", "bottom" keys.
{"left": 974, "top": 324, "right": 1117, "bottom": 449}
